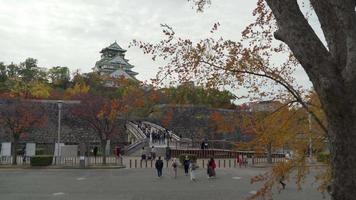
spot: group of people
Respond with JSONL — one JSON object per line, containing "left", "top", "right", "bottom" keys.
{"left": 236, "top": 154, "right": 247, "bottom": 168}
{"left": 135, "top": 121, "right": 172, "bottom": 145}
{"left": 154, "top": 156, "right": 217, "bottom": 181}
{"left": 141, "top": 146, "right": 157, "bottom": 160}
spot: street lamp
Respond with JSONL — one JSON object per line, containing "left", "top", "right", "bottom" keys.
{"left": 308, "top": 113, "right": 313, "bottom": 162}
{"left": 56, "top": 101, "right": 63, "bottom": 164}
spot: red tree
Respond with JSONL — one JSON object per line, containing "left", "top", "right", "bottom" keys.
{"left": 0, "top": 99, "right": 46, "bottom": 165}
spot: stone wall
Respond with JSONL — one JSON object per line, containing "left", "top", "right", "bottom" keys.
{"left": 147, "top": 104, "right": 250, "bottom": 143}
{"left": 0, "top": 103, "right": 127, "bottom": 146}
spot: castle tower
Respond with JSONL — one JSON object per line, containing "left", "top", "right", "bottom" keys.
{"left": 94, "top": 42, "right": 138, "bottom": 80}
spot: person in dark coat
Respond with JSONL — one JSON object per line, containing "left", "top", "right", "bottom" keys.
{"left": 183, "top": 156, "right": 190, "bottom": 176}
{"left": 155, "top": 156, "right": 164, "bottom": 177}
{"left": 93, "top": 146, "right": 98, "bottom": 157}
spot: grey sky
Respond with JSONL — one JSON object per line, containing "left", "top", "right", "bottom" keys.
{"left": 0, "top": 0, "right": 313, "bottom": 90}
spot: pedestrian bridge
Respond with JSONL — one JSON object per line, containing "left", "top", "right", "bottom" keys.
{"left": 125, "top": 121, "right": 190, "bottom": 156}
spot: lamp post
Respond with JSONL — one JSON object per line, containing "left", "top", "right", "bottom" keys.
{"left": 308, "top": 113, "right": 313, "bottom": 162}
{"left": 56, "top": 101, "right": 63, "bottom": 164}
{"left": 27, "top": 99, "right": 80, "bottom": 165}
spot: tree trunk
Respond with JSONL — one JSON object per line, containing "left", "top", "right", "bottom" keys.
{"left": 327, "top": 108, "right": 356, "bottom": 200}
{"left": 11, "top": 140, "right": 18, "bottom": 165}
{"left": 101, "top": 141, "right": 107, "bottom": 165}
{"left": 266, "top": 142, "right": 272, "bottom": 164}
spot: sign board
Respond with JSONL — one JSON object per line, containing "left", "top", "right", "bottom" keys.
{"left": 0, "top": 142, "right": 11, "bottom": 156}
{"left": 26, "top": 143, "right": 36, "bottom": 156}
{"left": 54, "top": 143, "right": 65, "bottom": 157}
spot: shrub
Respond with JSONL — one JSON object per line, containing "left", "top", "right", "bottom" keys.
{"left": 30, "top": 155, "right": 53, "bottom": 166}
{"left": 35, "top": 149, "right": 46, "bottom": 155}
{"left": 317, "top": 152, "right": 330, "bottom": 163}
{"left": 178, "top": 154, "right": 197, "bottom": 165}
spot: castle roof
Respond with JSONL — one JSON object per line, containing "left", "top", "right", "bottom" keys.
{"left": 100, "top": 41, "right": 126, "bottom": 53}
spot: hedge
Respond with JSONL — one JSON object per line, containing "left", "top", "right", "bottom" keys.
{"left": 30, "top": 155, "right": 53, "bottom": 166}
{"left": 178, "top": 154, "right": 197, "bottom": 165}
{"left": 317, "top": 153, "right": 330, "bottom": 163}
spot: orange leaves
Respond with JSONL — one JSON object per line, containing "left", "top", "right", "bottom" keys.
{"left": 209, "top": 111, "right": 237, "bottom": 133}
{"left": 162, "top": 109, "right": 174, "bottom": 128}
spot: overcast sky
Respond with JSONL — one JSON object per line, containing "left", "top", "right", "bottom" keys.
{"left": 0, "top": 0, "right": 314, "bottom": 92}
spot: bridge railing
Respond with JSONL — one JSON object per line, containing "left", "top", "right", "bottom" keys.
{"left": 127, "top": 122, "right": 147, "bottom": 140}
{"left": 142, "top": 121, "right": 181, "bottom": 142}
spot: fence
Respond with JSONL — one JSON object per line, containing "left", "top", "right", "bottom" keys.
{"left": 171, "top": 149, "right": 286, "bottom": 159}
{"left": 0, "top": 156, "right": 122, "bottom": 167}
{"left": 123, "top": 156, "right": 286, "bottom": 169}
{"left": 0, "top": 156, "right": 30, "bottom": 165}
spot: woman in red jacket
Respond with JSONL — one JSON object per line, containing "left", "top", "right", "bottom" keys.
{"left": 207, "top": 158, "right": 216, "bottom": 178}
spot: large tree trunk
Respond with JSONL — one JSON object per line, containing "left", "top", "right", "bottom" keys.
{"left": 326, "top": 104, "right": 356, "bottom": 200}
{"left": 11, "top": 140, "right": 18, "bottom": 165}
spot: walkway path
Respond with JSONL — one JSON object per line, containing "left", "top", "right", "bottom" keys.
{"left": 0, "top": 168, "right": 329, "bottom": 200}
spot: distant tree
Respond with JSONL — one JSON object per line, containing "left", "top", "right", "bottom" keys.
{"left": 68, "top": 81, "right": 144, "bottom": 164}
{"left": 69, "top": 94, "right": 122, "bottom": 164}
{"left": 48, "top": 66, "right": 70, "bottom": 89}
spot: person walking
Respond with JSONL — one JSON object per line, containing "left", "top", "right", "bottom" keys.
{"left": 207, "top": 158, "right": 216, "bottom": 178}
{"left": 183, "top": 156, "right": 190, "bottom": 176}
{"left": 238, "top": 154, "right": 243, "bottom": 168}
{"left": 151, "top": 146, "right": 156, "bottom": 160}
{"left": 189, "top": 160, "right": 197, "bottom": 181}
{"left": 22, "top": 146, "right": 26, "bottom": 163}
{"left": 155, "top": 156, "right": 164, "bottom": 178}
{"left": 141, "top": 147, "right": 146, "bottom": 161}
{"left": 171, "top": 158, "right": 178, "bottom": 178}
{"left": 93, "top": 146, "right": 98, "bottom": 158}
{"left": 279, "top": 175, "right": 286, "bottom": 191}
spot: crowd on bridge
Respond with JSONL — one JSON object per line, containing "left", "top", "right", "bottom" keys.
{"left": 134, "top": 121, "right": 176, "bottom": 145}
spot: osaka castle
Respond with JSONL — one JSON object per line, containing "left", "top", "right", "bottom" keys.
{"left": 93, "top": 42, "right": 138, "bottom": 81}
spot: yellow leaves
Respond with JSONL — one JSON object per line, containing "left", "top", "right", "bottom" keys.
{"left": 29, "top": 81, "right": 51, "bottom": 98}
{"left": 65, "top": 83, "right": 90, "bottom": 98}
{"left": 241, "top": 105, "right": 299, "bottom": 152}
{"left": 10, "top": 80, "right": 51, "bottom": 99}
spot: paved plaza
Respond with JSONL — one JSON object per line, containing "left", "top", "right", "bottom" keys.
{"left": 0, "top": 167, "right": 329, "bottom": 200}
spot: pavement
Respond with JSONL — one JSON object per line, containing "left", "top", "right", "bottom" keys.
{"left": 0, "top": 167, "right": 330, "bottom": 200}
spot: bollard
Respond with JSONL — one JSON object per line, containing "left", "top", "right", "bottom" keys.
{"left": 130, "top": 159, "right": 132, "bottom": 168}
{"left": 229, "top": 159, "right": 231, "bottom": 168}
{"left": 223, "top": 160, "right": 226, "bottom": 168}
{"left": 135, "top": 159, "right": 137, "bottom": 168}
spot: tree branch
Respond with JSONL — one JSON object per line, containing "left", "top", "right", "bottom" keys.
{"left": 200, "top": 59, "right": 328, "bottom": 134}
{"left": 310, "top": 0, "right": 347, "bottom": 70}
{"left": 265, "top": 0, "right": 336, "bottom": 90}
